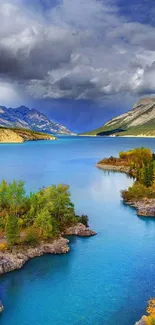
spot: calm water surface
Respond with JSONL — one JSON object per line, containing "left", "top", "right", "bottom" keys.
{"left": 1, "top": 136, "right": 155, "bottom": 325}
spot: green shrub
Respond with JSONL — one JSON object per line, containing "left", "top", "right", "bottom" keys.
{"left": 0, "top": 216, "right": 5, "bottom": 230}
{"left": 23, "top": 228, "right": 40, "bottom": 246}
{"left": 76, "top": 215, "right": 89, "bottom": 227}
{"left": 121, "top": 182, "right": 148, "bottom": 201}
{"left": 6, "top": 214, "right": 20, "bottom": 247}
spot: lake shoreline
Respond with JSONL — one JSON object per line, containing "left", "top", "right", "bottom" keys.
{"left": 135, "top": 316, "right": 148, "bottom": 324}
{"left": 96, "top": 163, "right": 155, "bottom": 217}
{"left": 0, "top": 223, "right": 96, "bottom": 277}
{"left": 96, "top": 161, "right": 153, "bottom": 325}
{"left": 0, "top": 237, "right": 70, "bottom": 276}
{"left": 96, "top": 163, "right": 130, "bottom": 174}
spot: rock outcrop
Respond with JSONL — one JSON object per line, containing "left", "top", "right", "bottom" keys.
{"left": 63, "top": 223, "right": 97, "bottom": 237}
{"left": 0, "top": 237, "right": 69, "bottom": 275}
{"left": 0, "top": 224, "right": 96, "bottom": 276}
{"left": 135, "top": 316, "right": 146, "bottom": 325}
{"left": 125, "top": 199, "right": 155, "bottom": 217}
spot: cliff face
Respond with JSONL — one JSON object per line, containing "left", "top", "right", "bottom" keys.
{"left": 84, "top": 97, "right": 155, "bottom": 136}
{"left": 0, "top": 128, "right": 57, "bottom": 143}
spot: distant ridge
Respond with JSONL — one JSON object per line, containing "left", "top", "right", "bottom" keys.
{"left": 0, "top": 105, "right": 73, "bottom": 135}
{"left": 83, "top": 97, "right": 155, "bottom": 137}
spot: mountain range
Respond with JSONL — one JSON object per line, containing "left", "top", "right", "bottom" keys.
{"left": 0, "top": 105, "right": 73, "bottom": 135}
{"left": 84, "top": 97, "right": 155, "bottom": 137}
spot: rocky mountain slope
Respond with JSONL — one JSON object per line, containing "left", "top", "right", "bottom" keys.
{"left": 0, "top": 127, "right": 56, "bottom": 143}
{"left": 84, "top": 97, "right": 155, "bottom": 136}
{"left": 0, "top": 105, "right": 72, "bottom": 135}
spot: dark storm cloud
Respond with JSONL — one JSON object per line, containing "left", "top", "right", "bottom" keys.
{"left": 0, "top": 40, "right": 73, "bottom": 80}
{"left": 0, "top": 0, "right": 155, "bottom": 101}
{"left": 0, "top": 16, "right": 84, "bottom": 80}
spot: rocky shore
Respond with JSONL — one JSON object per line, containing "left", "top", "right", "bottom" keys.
{"left": 124, "top": 198, "right": 155, "bottom": 217}
{"left": 0, "top": 223, "right": 96, "bottom": 276}
{"left": 63, "top": 223, "right": 97, "bottom": 237}
{"left": 135, "top": 316, "right": 146, "bottom": 325}
{"left": 0, "top": 237, "right": 69, "bottom": 276}
{"left": 96, "top": 163, "right": 130, "bottom": 174}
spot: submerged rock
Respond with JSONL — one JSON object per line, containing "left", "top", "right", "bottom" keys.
{"left": 64, "top": 223, "right": 97, "bottom": 237}
{"left": 0, "top": 301, "right": 4, "bottom": 313}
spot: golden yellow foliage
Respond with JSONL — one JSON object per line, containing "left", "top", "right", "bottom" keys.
{"left": 143, "top": 315, "right": 155, "bottom": 325}
{"left": 0, "top": 243, "right": 7, "bottom": 251}
{"left": 119, "top": 148, "right": 152, "bottom": 168}
{"left": 142, "top": 299, "right": 155, "bottom": 325}
{"left": 147, "top": 299, "right": 155, "bottom": 316}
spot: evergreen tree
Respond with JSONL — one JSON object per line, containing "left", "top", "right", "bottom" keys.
{"left": 148, "top": 159, "right": 154, "bottom": 187}
{"left": 0, "top": 180, "right": 8, "bottom": 211}
{"left": 6, "top": 214, "right": 19, "bottom": 247}
{"left": 143, "top": 163, "right": 149, "bottom": 187}
{"left": 34, "top": 209, "right": 53, "bottom": 239}
{"left": 143, "top": 160, "right": 154, "bottom": 187}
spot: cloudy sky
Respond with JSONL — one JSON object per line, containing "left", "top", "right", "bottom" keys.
{"left": 0, "top": 0, "right": 155, "bottom": 131}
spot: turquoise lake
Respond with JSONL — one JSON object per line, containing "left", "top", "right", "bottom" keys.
{"left": 1, "top": 136, "right": 155, "bottom": 325}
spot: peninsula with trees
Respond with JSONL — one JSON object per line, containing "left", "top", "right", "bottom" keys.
{"left": 96, "top": 147, "right": 155, "bottom": 217}
{"left": 0, "top": 181, "right": 96, "bottom": 278}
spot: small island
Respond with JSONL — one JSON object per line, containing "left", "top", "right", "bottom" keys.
{"left": 0, "top": 180, "right": 96, "bottom": 278}
{"left": 96, "top": 147, "right": 155, "bottom": 217}
{"left": 0, "top": 127, "right": 57, "bottom": 143}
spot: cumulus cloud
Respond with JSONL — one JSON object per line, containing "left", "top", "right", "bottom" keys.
{"left": 130, "top": 63, "right": 155, "bottom": 95}
{"left": 0, "top": 0, "right": 155, "bottom": 101}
